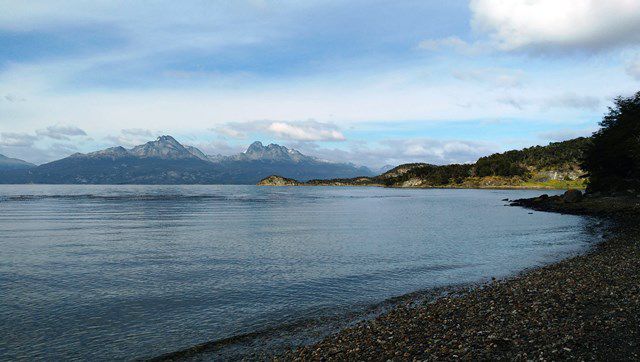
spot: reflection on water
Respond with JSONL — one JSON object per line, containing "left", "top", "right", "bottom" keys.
{"left": 0, "top": 185, "right": 596, "bottom": 360}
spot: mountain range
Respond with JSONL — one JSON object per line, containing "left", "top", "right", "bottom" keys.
{"left": 0, "top": 136, "right": 373, "bottom": 184}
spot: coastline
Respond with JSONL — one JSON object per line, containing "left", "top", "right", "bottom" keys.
{"left": 277, "top": 194, "right": 640, "bottom": 360}
{"left": 257, "top": 174, "right": 585, "bottom": 190}
{"left": 145, "top": 284, "right": 476, "bottom": 361}
{"left": 274, "top": 184, "right": 583, "bottom": 190}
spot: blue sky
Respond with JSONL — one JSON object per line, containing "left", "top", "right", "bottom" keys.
{"left": 1, "top": 1, "right": 640, "bottom": 166}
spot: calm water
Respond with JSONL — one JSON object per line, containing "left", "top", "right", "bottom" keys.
{"left": 0, "top": 185, "right": 596, "bottom": 360}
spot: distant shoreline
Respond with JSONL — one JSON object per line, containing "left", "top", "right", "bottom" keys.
{"left": 257, "top": 173, "right": 586, "bottom": 190}
{"left": 262, "top": 183, "right": 585, "bottom": 190}
{"left": 0, "top": 183, "right": 583, "bottom": 190}
{"left": 257, "top": 176, "right": 585, "bottom": 190}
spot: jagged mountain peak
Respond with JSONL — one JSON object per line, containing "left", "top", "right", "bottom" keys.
{"left": 156, "top": 135, "right": 180, "bottom": 144}
{"left": 129, "top": 135, "right": 195, "bottom": 159}
{"left": 246, "top": 141, "right": 265, "bottom": 153}
{"left": 239, "top": 141, "right": 310, "bottom": 162}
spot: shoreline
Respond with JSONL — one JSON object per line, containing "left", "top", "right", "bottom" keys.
{"left": 1, "top": 182, "right": 582, "bottom": 190}
{"left": 277, "top": 194, "right": 640, "bottom": 360}
{"left": 145, "top": 284, "right": 477, "bottom": 361}
{"left": 258, "top": 173, "right": 586, "bottom": 190}
{"left": 151, "top": 192, "right": 629, "bottom": 361}
{"left": 273, "top": 184, "right": 584, "bottom": 190}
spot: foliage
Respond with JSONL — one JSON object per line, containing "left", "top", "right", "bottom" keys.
{"left": 475, "top": 151, "right": 529, "bottom": 178}
{"left": 582, "top": 91, "right": 640, "bottom": 193}
{"left": 474, "top": 137, "right": 591, "bottom": 178}
{"left": 371, "top": 137, "right": 590, "bottom": 187}
{"left": 377, "top": 164, "right": 473, "bottom": 186}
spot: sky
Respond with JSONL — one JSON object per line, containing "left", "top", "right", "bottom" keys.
{"left": 1, "top": 0, "right": 640, "bottom": 167}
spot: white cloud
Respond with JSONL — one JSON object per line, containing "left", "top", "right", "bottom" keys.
{"left": 294, "top": 138, "right": 498, "bottom": 168}
{"left": 212, "top": 120, "right": 345, "bottom": 142}
{"left": 0, "top": 132, "right": 37, "bottom": 147}
{"left": 266, "top": 121, "right": 345, "bottom": 142}
{"left": 387, "top": 139, "right": 496, "bottom": 164}
{"left": 470, "top": 0, "right": 640, "bottom": 53}
{"left": 0, "top": 127, "right": 87, "bottom": 163}
{"left": 544, "top": 93, "right": 601, "bottom": 110}
{"left": 36, "top": 125, "right": 87, "bottom": 140}
{"left": 213, "top": 125, "right": 247, "bottom": 139}
{"left": 121, "top": 128, "right": 153, "bottom": 137}
{"left": 538, "top": 128, "right": 596, "bottom": 142}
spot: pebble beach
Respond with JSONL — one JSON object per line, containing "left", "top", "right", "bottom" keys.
{"left": 279, "top": 195, "right": 640, "bottom": 361}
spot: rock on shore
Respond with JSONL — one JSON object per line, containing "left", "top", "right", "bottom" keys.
{"left": 258, "top": 175, "right": 302, "bottom": 186}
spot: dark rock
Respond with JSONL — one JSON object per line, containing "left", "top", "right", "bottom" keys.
{"left": 535, "top": 194, "right": 550, "bottom": 202}
{"left": 562, "top": 189, "right": 583, "bottom": 203}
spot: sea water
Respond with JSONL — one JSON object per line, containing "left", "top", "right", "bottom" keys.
{"left": 0, "top": 185, "right": 596, "bottom": 360}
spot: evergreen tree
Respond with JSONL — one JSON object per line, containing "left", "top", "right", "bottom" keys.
{"left": 583, "top": 91, "right": 640, "bottom": 193}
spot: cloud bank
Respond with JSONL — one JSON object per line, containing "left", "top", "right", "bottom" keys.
{"left": 0, "top": 132, "right": 38, "bottom": 147}
{"left": 470, "top": 0, "right": 640, "bottom": 53}
{"left": 36, "top": 125, "right": 87, "bottom": 140}
{"left": 213, "top": 120, "right": 345, "bottom": 142}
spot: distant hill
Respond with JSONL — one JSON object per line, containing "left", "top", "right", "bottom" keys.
{"left": 0, "top": 136, "right": 373, "bottom": 184}
{"left": 0, "top": 154, "right": 35, "bottom": 170}
{"left": 259, "top": 137, "right": 590, "bottom": 189}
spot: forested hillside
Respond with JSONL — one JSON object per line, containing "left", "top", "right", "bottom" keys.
{"left": 260, "top": 137, "right": 590, "bottom": 189}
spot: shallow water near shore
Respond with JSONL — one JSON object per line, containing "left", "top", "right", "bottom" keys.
{"left": 0, "top": 185, "right": 598, "bottom": 360}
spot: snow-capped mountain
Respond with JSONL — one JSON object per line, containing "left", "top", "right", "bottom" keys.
{"left": 129, "top": 135, "right": 195, "bottom": 159}
{"left": 218, "top": 141, "right": 313, "bottom": 163}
